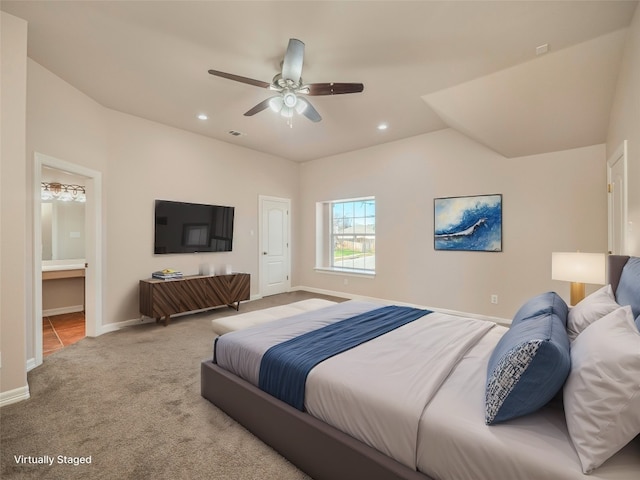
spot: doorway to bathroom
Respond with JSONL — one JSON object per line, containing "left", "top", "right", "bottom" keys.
{"left": 41, "top": 166, "right": 88, "bottom": 356}
{"left": 33, "top": 152, "right": 102, "bottom": 368}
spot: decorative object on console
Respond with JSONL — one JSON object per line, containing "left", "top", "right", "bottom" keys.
{"left": 199, "top": 263, "right": 213, "bottom": 276}
{"left": 152, "top": 268, "right": 183, "bottom": 280}
{"left": 434, "top": 194, "right": 502, "bottom": 252}
{"left": 551, "top": 252, "right": 606, "bottom": 305}
{"left": 216, "top": 264, "right": 232, "bottom": 275}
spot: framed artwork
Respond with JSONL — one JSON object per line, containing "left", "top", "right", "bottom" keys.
{"left": 434, "top": 194, "right": 502, "bottom": 252}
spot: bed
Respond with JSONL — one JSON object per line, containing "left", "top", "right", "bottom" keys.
{"left": 201, "top": 255, "right": 640, "bottom": 480}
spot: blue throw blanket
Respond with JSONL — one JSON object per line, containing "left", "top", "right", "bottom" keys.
{"left": 258, "top": 305, "right": 431, "bottom": 410}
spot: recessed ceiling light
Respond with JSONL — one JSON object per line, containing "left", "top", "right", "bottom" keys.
{"left": 377, "top": 123, "right": 388, "bottom": 131}
{"left": 197, "top": 114, "right": 208, "bottom": 120}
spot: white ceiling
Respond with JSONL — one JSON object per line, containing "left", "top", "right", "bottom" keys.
{"left": 2, "top": 1, "right": 637, "bottom": 162}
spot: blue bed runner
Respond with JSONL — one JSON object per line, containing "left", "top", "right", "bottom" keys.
{"left": 258, "top": 305, "right": 431, "bottom": 410}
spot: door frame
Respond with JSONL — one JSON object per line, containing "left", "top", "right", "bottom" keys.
{"left": 258, "top": 195, "right": 291, "bottom": 297}
{"left": 33, "top": 152, "right": 103, "bottom": 368}
{"left": 607, "top": 140, "right": 628, "bottom": 255}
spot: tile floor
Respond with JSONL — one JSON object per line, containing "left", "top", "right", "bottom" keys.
{"left": 43, "top": 312, "right": 86, "bottom": 357}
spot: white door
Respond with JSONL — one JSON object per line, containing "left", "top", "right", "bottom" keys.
{"left": 259, "top": 196, "right": 290, "bottom": 297}
{"left": 607, "top": 141, "right": 627, "bottom": 255}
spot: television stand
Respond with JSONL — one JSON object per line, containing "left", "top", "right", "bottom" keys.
{"left": 139, "top": 273, "right": 250, "bottom": 326}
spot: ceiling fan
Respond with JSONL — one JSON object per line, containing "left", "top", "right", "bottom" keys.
{"left": 208, "top": 38, "right": 364, "bottom": 123}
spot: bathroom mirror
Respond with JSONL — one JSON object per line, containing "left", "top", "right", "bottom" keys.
{"left": 41, "top": 167, "right": 86, "bottom": 262}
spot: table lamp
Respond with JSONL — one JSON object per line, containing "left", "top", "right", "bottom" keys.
{"left": 551, "top": 252, "right": 606, "bottom": 305}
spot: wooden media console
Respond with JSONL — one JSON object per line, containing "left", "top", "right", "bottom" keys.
{"left": 139, "top": 273, "right": 250, "bottom": 326}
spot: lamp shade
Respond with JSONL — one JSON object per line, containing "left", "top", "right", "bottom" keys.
{"left": 551, "top": 252, "right": 606, "bottom": 284}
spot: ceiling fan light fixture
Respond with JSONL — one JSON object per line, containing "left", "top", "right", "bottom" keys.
{"left": 295, "top": 99, "right": 308, "bottom": 114}
{"left": 208, "top": 38, "right": 364, "bottom": 125}
{"left": 269, "top": 96, "right": 283, "bottom": 113}
{"left": 283, "top": 91, "right": 297, "bottom": 108}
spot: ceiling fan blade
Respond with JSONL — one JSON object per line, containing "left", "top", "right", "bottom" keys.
{"left": 306, "top": 82, "right": 364, "bottom": 96}
{"left": 297, "top": 97, "right": 322, "bottom": 123}
{"left": 281, "top": 38, "right": 305, "bottom": 83}
{"left": 208, "top": 69, "right": 271, "bottom": 89}
{"left": 244, "top": 97, "right": 278, "bottom": 116}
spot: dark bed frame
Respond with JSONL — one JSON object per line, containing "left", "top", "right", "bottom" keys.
{"left": 200, "top": 255, "right": 632, "bottom": 480}
{"left": 200, "top": 363, "right": 430, "bottom": 480}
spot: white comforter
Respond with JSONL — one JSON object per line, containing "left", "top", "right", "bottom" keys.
{"left": 305, "top": 311, "right": 494, "bottom": 468}
{"left": 214, "top": 300, "right": 494, "bottom": 470}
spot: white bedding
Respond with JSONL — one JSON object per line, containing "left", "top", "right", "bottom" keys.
{"left": 211, "top": 298, "right": 336, "bottom": 335}
{"left": 305, "top": 312, "right": 493, "bottom": 468}
{"left": 214, "top": 300, "right": 640, "bottom": 480}
{"left": 215, "top": 300, "right": 383, "bottom": 385}
{"left": 417, "top": 326, "right": 640, "bottom": 480}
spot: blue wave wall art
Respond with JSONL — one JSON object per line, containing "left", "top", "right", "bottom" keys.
{"left": 434, "top": 194, "right": 502, "bottom": 251}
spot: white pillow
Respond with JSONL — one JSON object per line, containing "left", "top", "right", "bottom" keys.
{"left": 563, "top": 306, "right": 640, "bottom": 473}
{"left": 567, "top": 284, "right": 618, "bottom": 342}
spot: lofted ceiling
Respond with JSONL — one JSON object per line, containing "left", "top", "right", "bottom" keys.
{"left": 2, "top": 1, "right": 638, "bottom": 162}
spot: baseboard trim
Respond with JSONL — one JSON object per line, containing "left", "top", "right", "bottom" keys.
{"left": 43, "top": 305, "right": 84, "bottom": 317}
{"left": 26, "top": 357, "right": 37, "bottom": 372}
{"left": 291, "top": 285, "right": 511, "bottom": 325}
{"left": 0, "top": 385, "right": 30, "bottom": 407}
{"left": 99, "top": 316, "right": 157, "bottom": 335}
{"left": 101, "top": 296, "right": 264, "bottom": 334}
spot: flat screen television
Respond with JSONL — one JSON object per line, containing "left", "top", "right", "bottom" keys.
{"left": 154, "top": 200, "right": 234, "bottom": 254}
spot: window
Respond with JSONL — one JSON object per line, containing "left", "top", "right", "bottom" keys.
{"left": 316, "top": 197, "right": 375, "bottom": 274}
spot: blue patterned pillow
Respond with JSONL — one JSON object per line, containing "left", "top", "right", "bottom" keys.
{"left": 485, "top": 312, "right": 571, "bottom": 424}
{"left": 512, "top": 291, "right": 568, "bottom": 327}
{"left": 616, "top": 258, "right": 640, "bottom": 318}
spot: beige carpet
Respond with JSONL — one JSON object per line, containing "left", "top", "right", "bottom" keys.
{"left": 0, "top": 291, "right": 346, "bottom": 480}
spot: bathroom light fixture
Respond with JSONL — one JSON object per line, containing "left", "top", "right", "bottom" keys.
{"left": 197, "top": 114, "right": 208, "bottom": 120}
{"left": 41, "top": 182, "right": 86, "bottom": 203}
{"left": 377, "top": 123, "right": 388, "bottom": 130}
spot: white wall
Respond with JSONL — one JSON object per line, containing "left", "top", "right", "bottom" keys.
{"left": 607, "top": 4, "right": 640, "bottom": 255}
{"left": 0, "top": 12, "right": 29, "bottom": 401}
{"left": 297, "top": 129, "right": 607, "bottom": 319}
{"left": 26, "top": 59, "right": 109, "bottom": 363}
{"left": 104, "top": 110, "right": 299, "bottom": 323}
{"left": 27, "top": 60, "right": 300, "bottom": 329}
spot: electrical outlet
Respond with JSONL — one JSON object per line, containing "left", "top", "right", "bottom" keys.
{"left": 343, "top": 278, "right": 349, "bottom": 286}
{"left": 490, "top": 294, "right": 498, "bottom": 304}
